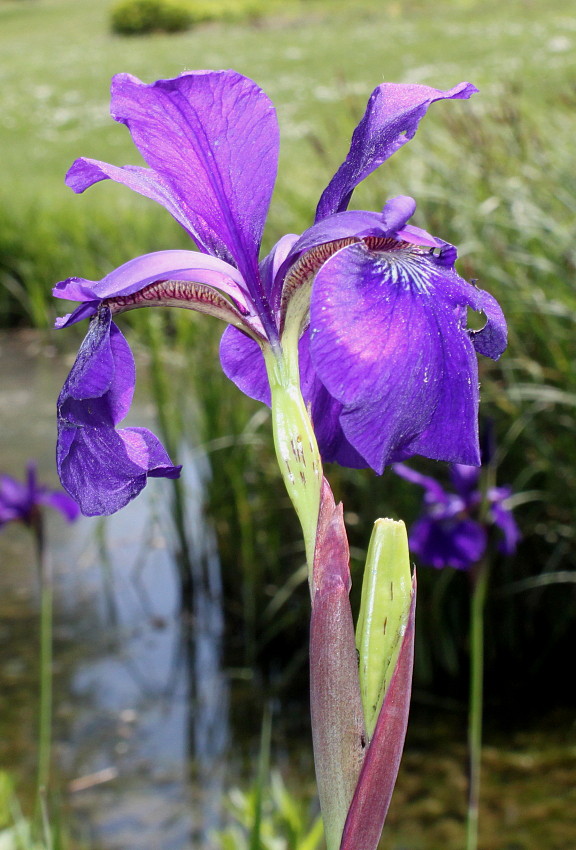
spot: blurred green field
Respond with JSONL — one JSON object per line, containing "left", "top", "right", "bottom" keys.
{"left": 1, "top": 0, "right": 576, "bottom": 712}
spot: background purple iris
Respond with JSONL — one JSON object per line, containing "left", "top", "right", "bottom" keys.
{"left": 0, "top": 463, "right": 79, "bottom": 529}
{"left": 393, "top": 462, "right": 520, "bottom": 570}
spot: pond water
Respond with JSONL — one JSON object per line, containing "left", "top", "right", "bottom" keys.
{"left": 1, "top": 330, "right": 575, "bottom": 850}
{"left": 0, "top": 330, "right": 240, "bottom": 847}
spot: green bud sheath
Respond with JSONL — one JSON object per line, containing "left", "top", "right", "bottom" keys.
{"left": 264, "top": 346, "right": 322, "bottom": 573}
{"left": 356, "top": 518, "right": 412, "bottom": 739}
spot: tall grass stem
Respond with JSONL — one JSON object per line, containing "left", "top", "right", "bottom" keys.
{"left": 32, "top": 514, "right": 53, "bottom": 822}
{"left": 466, "top": 558, "right": 490, "bottom": 850}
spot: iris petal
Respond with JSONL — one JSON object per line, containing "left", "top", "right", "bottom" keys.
{"left": 219, "top": 326, "right": 368, "bottom": 468}
{"left": 68, "top": 71, "right": 279, "bottom": 288}
{"left": 316, "top": 81, "right": 477, "bottom": 220}
{"left": 309, "top": 241, "right": 497, "bottom": 471}
{"left": 410, "top": 515, "right": 487, "bottom": 569}
{"left": 57, "top": 309, "right": 180, "bottom": 516}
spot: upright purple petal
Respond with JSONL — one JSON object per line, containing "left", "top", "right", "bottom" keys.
{"left": 69, "top": 71, "right": 279, "bottom": 289}
{"left": 316, "top": 80, "right": 477, "bottom": 220}
{"left": 57, "top": 309, "right": 180, "bottom": 516}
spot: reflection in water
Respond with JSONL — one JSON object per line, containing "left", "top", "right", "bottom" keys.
{"left": 62, "top": 452, "right": 230, "bottom": 850}
{"left": 0, "top": 331, "right": 230, "bottom": 849}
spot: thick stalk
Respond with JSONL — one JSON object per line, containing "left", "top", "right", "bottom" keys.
{"left": 466, "top": 558, "right": 490, "bottom": 850}
{"left": 263, "top": 346, "right": 322, "bottom": 575}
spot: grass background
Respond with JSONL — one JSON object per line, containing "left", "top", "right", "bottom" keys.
{"left": 2, "top": 1, "right": 576, "bottom": 848}
{"left": 1, "top": 0, "right": 576, "bottom": 713}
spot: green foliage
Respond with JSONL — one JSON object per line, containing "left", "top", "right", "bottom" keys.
{"left": 110, "top": 0, "right": 193, "bottom": 35}
{"left": 214, "top": 771, "right": 323, "bottom": 850}
{"left": 110, "top": 0, "right": 268, "bottom": 35}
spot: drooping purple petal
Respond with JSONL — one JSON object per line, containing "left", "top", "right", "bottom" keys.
{"left": 119, "top": 428, "right": 182, "bottom": 480}
{"left": 309, "top": 241, "right": 489, "bottom": 471}
{"left": 466, "top": 284, "right": 508, "bottom": 360}
{"left": 410, "top": 515, "right": 486, "bottom": 570}
{"left": 316, "top": 80, "right": 477, "bottom": 220}
{"left": 340, "top": 576, "right": 416, "bottom": 850}
{"left": 57, "top": 309, "right": 180, "bottom": 516}
{"left": 219, "top": 325, "right": 271, "bottom": 406}
{"left": 298, "top": 332, "right": 368, "bottom": 469}
{"left": 69, "top": 71, "right": 279, "bottom": 290}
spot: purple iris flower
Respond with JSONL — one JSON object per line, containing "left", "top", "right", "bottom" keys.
{"left": 54, "top": 70, "right": 507, "bottom": 515}
{"left": 0, "top": 463, "right": 79, "bottom": 529}
{"left": 393, "top": 462, "right": 520, "bottom": 570}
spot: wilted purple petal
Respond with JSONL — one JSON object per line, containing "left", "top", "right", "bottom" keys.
{"left": 57, "top": 308, "right": 180, "bottom": 516}
{"left": 120, "top": 428, "right": 181, "bottom": 479}
{"left": 316, "top": 81, "right": 478, "bottom": 220}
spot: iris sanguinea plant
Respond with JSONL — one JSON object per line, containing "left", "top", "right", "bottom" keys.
{"left": 54, "top": 70, "right": 507, "bottom": 520}
{"left": 54, "top": 70, "right": 508, "bottom": 850}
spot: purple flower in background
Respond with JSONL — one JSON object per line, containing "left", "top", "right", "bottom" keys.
{"left": 54, "top": 70, "right": 507, "bottom": 515}
{"left": 0, "top": 463, "right": 79, "bottom": 529}
{"left": 393, "top": 462, "right": 520, "bottom": 569}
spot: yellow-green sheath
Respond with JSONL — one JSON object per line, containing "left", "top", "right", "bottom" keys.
{"left": 263, "top": 346, "right": 322, "bottom": 573}
{"left": 356, "top": 518, "right": 412, "bottom": 738}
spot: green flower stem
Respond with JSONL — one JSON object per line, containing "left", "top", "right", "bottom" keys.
{"left": 32, "top": 512, "right": 52, "bottom": 807}
{"left": 264, "top": 345, "right": 322, "bottom": 576}
{"left": 466, "top": 557, "right": 490, "bottom": 850}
